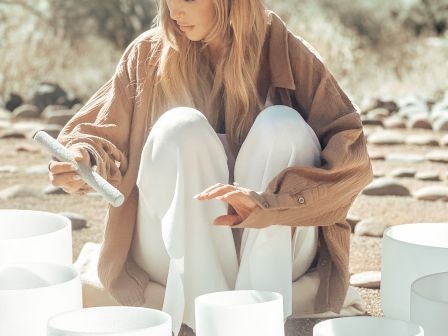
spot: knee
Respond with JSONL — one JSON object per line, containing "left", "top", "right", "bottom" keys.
{"left": 251, "top": 105, "right": 320, "bottom": 149}
{"left": 149, "top": 107, "right": 212, "bottom": 149}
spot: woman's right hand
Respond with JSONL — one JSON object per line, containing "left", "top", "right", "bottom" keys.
{"left": 48, "top": 147, "right": 91, "bottom": 194}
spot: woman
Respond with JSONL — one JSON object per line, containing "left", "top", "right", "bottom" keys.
{"left": 48, "top": 0, "right": 373, "bottom": 334}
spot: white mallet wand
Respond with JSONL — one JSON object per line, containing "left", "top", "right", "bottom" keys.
{"left": 33, "top": 130, "right": 125, "bottom": 207}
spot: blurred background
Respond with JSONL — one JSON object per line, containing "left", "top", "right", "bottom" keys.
{"left": 1, "top": 0, "right": 447, "bottom": 110}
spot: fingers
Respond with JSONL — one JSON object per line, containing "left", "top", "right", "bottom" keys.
{"left": 48, "top": 160, "right": 78, "bottom": 175}
{"left": 213, "top": 214, "right": 242, "bottom": 226}
{"left": 73, "top": 147, "right": 91, "bottom": 166}
{"left": 194, "top": 183, "right": 237, "bottom": 200}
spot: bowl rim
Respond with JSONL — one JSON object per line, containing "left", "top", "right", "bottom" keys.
{"left": 411, "top": 271, "right": 448, "bottom": 304}
{"left": 383, "top": 223, "right": 448, "bottom": 250}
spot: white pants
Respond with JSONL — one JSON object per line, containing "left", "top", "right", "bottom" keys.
{"left": 130, "top": 106, "right": 363, "bottom": 334}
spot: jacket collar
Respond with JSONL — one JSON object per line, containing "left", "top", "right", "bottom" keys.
{"left": 266, "top": 11, "right": 296, "bottom": 91}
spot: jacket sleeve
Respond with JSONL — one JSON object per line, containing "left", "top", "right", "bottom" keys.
{"left": 236, "top": 33, "right": 373, "bottom": 228}
{"left": 56, "top": 39, "right": 139, "bottom": 193}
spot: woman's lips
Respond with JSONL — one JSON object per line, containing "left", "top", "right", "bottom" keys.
{"left": 179, "top": 25, "right": 194, "bottom": 32}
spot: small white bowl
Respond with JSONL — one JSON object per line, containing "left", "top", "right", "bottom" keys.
{"left": 313, "top": 316, "right": 424, "bottom": 336}
{"left": 0, "top": 262, "right": 82, "bottom": 336}
{"left": 0, "top": 209, "right": 72, "bottom": 264}
{"left": 195, "top": 290, "right": 284, "bottom": 336}
{"left": 411, "top": 272, "right": 448, "bottom": 336}
{"left": 47, "top": 306, "right": 172, "bottom": 335}
{"left": 381, "top": 223, "right": 448, "bottom": 320}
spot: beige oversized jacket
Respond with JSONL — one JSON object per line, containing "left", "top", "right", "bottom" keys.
{"left": 57, "top": 11, "right": 373, "bottom": 314}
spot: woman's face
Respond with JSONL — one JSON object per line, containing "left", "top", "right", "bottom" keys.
{"left": 166, "top": 0, "right": 216, "bottom": 42}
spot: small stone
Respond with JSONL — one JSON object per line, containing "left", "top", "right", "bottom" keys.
{"left": 383, "top": 116, "right": 406, "bottom": 129}
{"left": 386, "top": 153, "right": 426, "bottom": 163}
{"left": 432, "top": 116, "right": 448, "bottom": 132}
{"left": 41, "top": 105, "right": 67, "bottom": 119}
{"left": 362, "top": 178, "right": 411, "bottom": 196}
{"left": 361, "top": 117, "right": 383, "bottom": 127}
{"left": 440, "top": 134, "right": 448, "bottom": 147}
{"left": 354, "top": 218, "right": 387, "bottom": 237}
{"left": 368, "top": 131, "right": 405, "bottom": 145}
{"left": 12, "top": 104, "right": 40, "bottom": 119}
{"left": 414, "top": 186, "right": 448, "bottom": 201}
{"left": 32, "top": 124, "right": 63, "bottom": 139}
{"left": 405, "top": 134, "right": 439, "bottom": 146}
{"left": 0, "top": 166, "right": 18, "bottom": 173}
{"left": 350, "top": 271, "right": 381, "bottom": 289}
{"left": 0, "top": 130, "right": 26, "bottom": 139}
{"left": 373, "top": 170, "right": 386, "bottom": 178}
{"left": 367, "top": 108, "right": 389, "bottom": 119}
{"left": 0, "top": 185, "right": 42, "bottom": 199}
{"left": 43, "top": 185, "right": 68, "bottom": 195}
{"left": 427, "top": 150, "right": 448, "bottom": 163}
{"left": 390, "top": 168, "right": 416, "bottom": 178}
{"left": 25, "top": 165, "right": 49, "bottom": 175}
{"left": 407, "top": 114, "right": 432, "bottom": 129}
{"left": 58, "top": 212, "right": 89, "bottom": 230}
{"left": 12, "top": 121, "right": 47, "bottom": 133}
{"left": 398, "top": 96, "right": 427, "bottom": 110}
{"left": 15, "top": 143, "right": 41, "bottom": 153}
{"left": 398, "top": 105, "right": 429, "bottom": 119}
{"left": 368, "top": 152, "right": 385, "bottom": 160}
{"left": 44, "top": 109, "right": 76, "bottom": 126}
{"left": 346, "top": 213, "right": 361, "bottom": 232}
{"left": 415, "top": 171, "right": 440, "bottom": 181}
{"left": 0, "top": 120, "right": 12, "bottom": 130}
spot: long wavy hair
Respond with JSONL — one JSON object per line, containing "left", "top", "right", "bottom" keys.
{"left": 147, "top": 0, "right": 268, "bottom": 152}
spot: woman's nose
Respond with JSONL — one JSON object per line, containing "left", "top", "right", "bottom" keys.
{"left": 168, "top": 1, "right": 184, "bottom": 21}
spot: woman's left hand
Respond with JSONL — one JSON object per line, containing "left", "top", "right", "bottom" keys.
{"left": 194, "top": 183, "right": 260, "bottom": 226}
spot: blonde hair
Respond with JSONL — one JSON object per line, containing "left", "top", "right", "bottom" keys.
{"left": 148, "top": 0, "right": 268, "bottom": 152}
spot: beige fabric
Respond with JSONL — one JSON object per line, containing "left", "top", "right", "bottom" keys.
{"left": 57, "top": 10, "right": 373, "bottom": 313}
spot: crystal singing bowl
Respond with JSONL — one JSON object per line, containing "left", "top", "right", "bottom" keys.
{"left": 0, "top": 262, "right": 82, "bottom": 336}
{"left": 47, "top": 306, "right": 173, "bottom": 336}
{"left": 313, "top": 317, "right": 424, "bottom": 336}
{"left": 0, "top": 209, "right": 72, "bottom": 264}
{"left": 381, "top": 223, "right": 448, "bottom": 320}
{"left": 195, "top": 290, "right": 284, "bottom": 336}
{"left": 411, "top": 272, "right": 448, "bottom": 336}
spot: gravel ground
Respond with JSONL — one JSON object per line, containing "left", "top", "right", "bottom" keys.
{"left": 2, "top": 122, "right": 448, "bottom": 335}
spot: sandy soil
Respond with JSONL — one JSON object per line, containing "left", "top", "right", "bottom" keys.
{"left": 1, "top": 122, "right": 447, "bottom": 335}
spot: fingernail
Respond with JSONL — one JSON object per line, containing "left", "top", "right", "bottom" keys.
{"left": 73, "top": 175, "right": 81, "bottom": 181}
{"left": 193, "top": 194, "right": 200, "bottom": 199}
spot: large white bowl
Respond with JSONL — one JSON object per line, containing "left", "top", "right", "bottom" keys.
{"left": 411, "top": 272, "right": 448, "bottom": 336}
{"left": 313, "top": 317, "right": 424, "bottom": 336}
{"left": 47, "top": 306, "right": 172, "bottom": 335}
{"left": 0, "top": 209, "right": 72, "bottom": 264}
{"left": 0, "top": 262, "right": 82, "bottom": 336}
{"left": 381, "top": 223, "right": 448, "bottom": 320}
{"left": 195, "top": 290, "right": 284, "bottom": 336}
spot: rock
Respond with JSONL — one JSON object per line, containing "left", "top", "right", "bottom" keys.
{"left": 41, "top": 105, "right": 68, "bottom": 119}
{"left": 398, "top": 95, "right": 427, "bottom": 110}
{"left": 5, "top": 92, "right": 23, "bottom": 112}
{"left": 0, "top": 166, "right": 18, "bottom": 173}
{"left": 32, "top": 124, "right": 63, "bottom": 139}
{"left": 350, "top": 271, "right": 381, "bottom": 289}
{"left": 398, "top": 105, "right": 429, "bottom": 119}
{"left": 362, "top": 178, "right": 411, "bottom": 196}
{"left": 390, "top": 167, "right": 416, "bottom": 178}
{"left": 43, "top": 185, "right": 68, "bottom": 195}
{"left": 44, "top": 109, "right": 76, "bottom": 126}
{"left": 386, "top": 153, "right": 426, "bottom": 163}
{"left": 0, "top": 120, "right": 12, "bottom": 130}
{"left": 373, "top": 170, "right": 386, "bottom": 178}
{"left": 15, "top": 143, "right": 41, "bottom": 153}
{"left": 383, "top": 116, "right": 406, "bottom": 129}
{"left": 0, "top": 108, "right": 11, "bottom": 121}
{"left": 0, "top": 185, "right": 42, "bottom": 199}
{"left": 367, "top": 108, "right": 390, "bottom": 119}
{"left": 354, "top": 218, "right": 387, "bottom": 237}
{"left": 72, "top": 103, "right": 83, "bottom": 112}
{"left": 58, "top": 212, "right": 89, "bottom": 230}
{"left": 440, "top": 134, "right": 448, "bottom": 146}
{"left": 407, "top": 114, "right": 432, "bottom": 129}
{"left": 405, "top": 134, "right": 439, "bottom": 146}
{"left": 361, "top": 117, "right": 383, "bottom": 126}
{"left": 30, "top": 82, "right": 68, "bottom": 112}
{"left": 427, "top": 150, "right": 448, "bottom": 163}
{"left": 415, "top": 171, "right": 440, "bottom": 181}
{"left": 414, "top": 186, "right": 448, "bottom": 201}
{"left": 368, "top": 152, "right": 385, "bottom": 160}
{"left": 0, "top": 130, "right": 26, "bottom": 139}
{"left": 432, "top": 116, "right": 448, "bottom": 132}
{"left": 368, "top": 131, "right": 405, "bottom": 145}
{"left": 12, "top": 104, "right": 40, "bottom": 119}
{"left": 360, "top": 97, "right": 378, "bottom": 114}
{"left": 376, "top": 97, "right": 398, "bottom": 113}
{"left": 346, "top": 213, "right": 361, "bottom": 232}
{"left": 25, "top": 165, "right": 49, "bottom": 175}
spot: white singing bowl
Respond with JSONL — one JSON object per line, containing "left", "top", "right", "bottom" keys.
{"left": 0, "top": 262, "right": 82, "bottom": 336}
{"left": 0, "top": 209, "right": 72, "bottom": 264}
{"left": 47, "top": 307, "right": 172, "bottom": 335}
{"left": 195, "top": 290, "right": 284, "bottom": 336}
{"left": 411, "top": 272, "right": 448, "bottom": 336}
{"left": 313, "top": 317, "right": 424, "bottom": 336}
{"left": 381, "top": 223, "right": 448, "bottom": 320}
